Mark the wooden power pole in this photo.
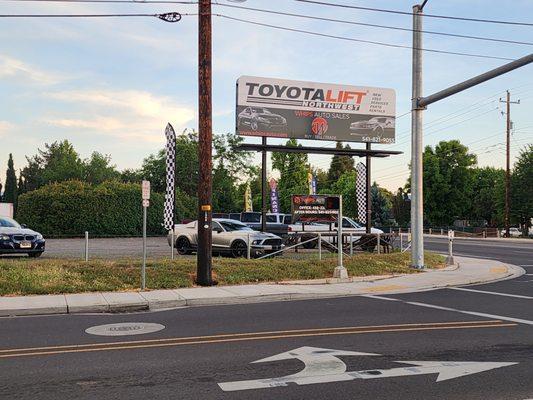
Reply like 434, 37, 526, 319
500, 91, 520, 238
197, 0, 213, 286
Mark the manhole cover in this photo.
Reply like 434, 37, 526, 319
85, 322, 165, 336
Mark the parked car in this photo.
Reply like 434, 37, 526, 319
289, 217, 383, 249
500, 227, 522, 237
237, 107, 287, 132
0, 217, 45, 257
350, 116, 395, 137
168, 218, 284, 258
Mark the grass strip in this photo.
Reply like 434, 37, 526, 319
0, 252, 445, 296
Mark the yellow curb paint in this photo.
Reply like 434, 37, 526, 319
363, 285, 407, 293
490, 267, 508, 274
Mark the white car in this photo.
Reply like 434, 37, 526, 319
500, 227, 521, 238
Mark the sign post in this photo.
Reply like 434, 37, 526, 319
141, 180, 150, 290
446, 229, 455, 266
334, 195, 347, 279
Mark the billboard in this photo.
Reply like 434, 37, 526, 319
292, 195, 340, 223
236, 76, 396, 144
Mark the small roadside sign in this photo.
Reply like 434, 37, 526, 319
142, 199, 150, 208
142, 180, 151, 200
448, 230, 455, 239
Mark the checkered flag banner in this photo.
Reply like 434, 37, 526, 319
163, 123, 176, 231
356, 162, 367, 224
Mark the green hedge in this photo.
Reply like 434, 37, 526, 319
17, 181, 166, 236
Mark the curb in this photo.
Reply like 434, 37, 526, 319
0, 258, 525, 317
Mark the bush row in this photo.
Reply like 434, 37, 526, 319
17, 181, 166, 236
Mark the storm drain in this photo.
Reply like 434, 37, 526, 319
85, 322, 165, 336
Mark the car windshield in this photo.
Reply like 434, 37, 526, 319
0, 217, 21, 228
345, 217, 362, 228
254, 108, 271, 114
219, 221, 253, 232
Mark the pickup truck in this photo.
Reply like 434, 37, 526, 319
235, 212, 291, 238
289, 216, 383, 249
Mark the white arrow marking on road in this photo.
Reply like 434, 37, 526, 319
218, 346, 517, 392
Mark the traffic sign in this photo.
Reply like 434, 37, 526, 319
142, 180, 151, 200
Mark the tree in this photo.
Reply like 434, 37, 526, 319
470, 167, 505, 226
327, 170, 357, 218
120, 168, 143, 183
422, 140, 477, 226
212, 162, 239, 213
4, 154, 17, 206
20, 140, 84, 190
84, 152, 120, 184
511, 144, 532, 233
271, 139, 309, 212
327, 142, 354, 183
391, 187, 410, 226
371, 182, 393, 226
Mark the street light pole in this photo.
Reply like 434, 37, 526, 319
197, 0, 213, 286
410, 3, 425, 269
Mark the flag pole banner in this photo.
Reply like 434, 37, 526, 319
163, 123, 176, 230
307, 171, 313, 195
245, 183, 253, 212
356, 162, 367, 224
269, 178, 279, 213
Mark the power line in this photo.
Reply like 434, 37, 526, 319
295, 0, 533, 27
0, 11, 186, 19
214, 14, 515, 61
215, 3, 533, 46
1, 0, 197, 3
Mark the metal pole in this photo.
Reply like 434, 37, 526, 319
333, 195, 347, 279
411, 4, 425, 269
197, 0, 213, 286
247, 233, 251, 259
419, 54, 533, 108
400, 232, 403, 251
446, 231, 455, 265
365, 142, 372, 234
171, 229, 175, 260
349, 232, 353, 256
261, 136, 267, 233
142, 205, 147, 290
318, 232, 322, 261
84, 231, 89, 262
377, 233, 381, 254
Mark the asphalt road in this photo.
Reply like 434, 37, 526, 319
1, 237, 532, 399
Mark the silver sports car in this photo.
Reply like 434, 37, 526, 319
168, 218, 284, 258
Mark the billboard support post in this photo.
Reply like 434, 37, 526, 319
365, 142, 372, 234
333, 195, 348, 279
261, 136, 267, 232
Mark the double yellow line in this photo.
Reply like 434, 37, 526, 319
0, 320, 514, 359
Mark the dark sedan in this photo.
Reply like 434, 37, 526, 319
0, 217, 45, 257
238, 107, 287, 132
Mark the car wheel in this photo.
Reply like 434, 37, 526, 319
250, 119, 258, 131
175, 237, 191, 255
231, 240, 248, 258
28, 252, 43, 258
374, 125, 384, 137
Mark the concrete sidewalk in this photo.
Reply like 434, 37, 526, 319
0, 256, 524, 317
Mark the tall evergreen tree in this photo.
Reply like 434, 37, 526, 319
4, 154, 17, 205
327, 142, 355, 183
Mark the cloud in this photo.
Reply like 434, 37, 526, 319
43, 89, 195, 143
0, 121, 15, 137
0, 56, 64, 85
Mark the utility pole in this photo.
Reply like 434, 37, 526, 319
197, 0, 213, 286
365, 143, 371, 234
500, 91, 520, 238
261, 137, 267, 233
410, 3, 425, 269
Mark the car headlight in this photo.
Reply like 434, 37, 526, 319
0, 234, 10, 241
36, 234, 43, 240
252, 240, 262, 245
281, 117, 287, 124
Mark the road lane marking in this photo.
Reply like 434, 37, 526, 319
363, 295, 533, 325
218, 346, 517, 391
449, 287, 533, 299
0, 321, 513, 359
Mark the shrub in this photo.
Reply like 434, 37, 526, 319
17, 181, 165, 236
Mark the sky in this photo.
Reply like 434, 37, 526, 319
0, 0, 532, 193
